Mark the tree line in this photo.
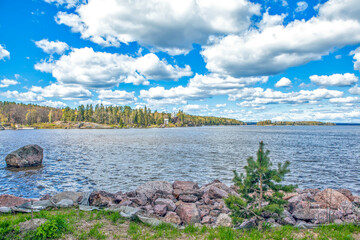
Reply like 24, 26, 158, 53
0, 101, 244, 127
256, 120, 335, 126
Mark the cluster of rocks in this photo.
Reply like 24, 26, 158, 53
1, 180, 359, 229
238, 188, 360, 229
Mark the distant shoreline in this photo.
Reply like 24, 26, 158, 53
2, 122, 360, 130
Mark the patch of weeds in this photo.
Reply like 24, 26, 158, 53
78, 222, 106, 240
33, 214, 70, 240
128, 222, 142, 240
88, 223, 106, 239
150, 223, 180, 239
184, 224, 200, 234
99, 210, 126, 224
314, 223, 360, 240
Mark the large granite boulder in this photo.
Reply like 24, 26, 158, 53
314, 189, 350, 209
176, 203, 200, 224
5, 144, 43, 168
89, 191, 115, 207
51, 191, 83, 204
136, 181, 173, 199
0, 194, 31, 207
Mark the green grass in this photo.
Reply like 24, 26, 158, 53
1, 207, 359, 239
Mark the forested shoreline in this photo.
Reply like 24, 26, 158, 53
256, 120, 335, 126
0, 101, 244, 128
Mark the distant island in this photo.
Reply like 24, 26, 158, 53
256, 120, 335, 126
0, 101, 244, 129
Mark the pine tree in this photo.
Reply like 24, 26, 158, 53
225, 141, 295, 225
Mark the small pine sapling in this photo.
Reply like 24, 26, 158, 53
225, 141, 295, 225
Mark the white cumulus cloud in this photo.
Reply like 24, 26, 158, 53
351, 47, 360, 72
0, 79, 19, 88
295, 1, 308, 12
0, 45, 10, 60
140, 74, 267, 106
43, 0, 81, 8
349, 84, 360, 95
310, 73, 358, 86
216, 103, 227, 108
55, 0, 260, 54
35, 47, 192, 88
35, 39, 69, 55
40, 100, 67, 108
275, 77, 292, 87
31, 84, 93, 100
1, 91, 44, 102
97, 89, 136, 105
201, 0, 360, 77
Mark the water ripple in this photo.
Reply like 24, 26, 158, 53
0, 126, 359, 198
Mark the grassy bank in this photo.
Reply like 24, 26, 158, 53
1, 208, 360, 240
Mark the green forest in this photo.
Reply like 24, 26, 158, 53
0, 101, 244, 128
256, 120, 335, 126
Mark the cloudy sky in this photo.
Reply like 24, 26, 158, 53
0, 0, 360, 122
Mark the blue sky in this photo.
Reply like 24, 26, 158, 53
0, 0, 360, 122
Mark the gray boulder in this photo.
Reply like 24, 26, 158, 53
57, 199, 74, 208
155, 198, 176, 211
5, 145, 43, 168
51, 191, 83, 204
236, 217, 257, 229
0, 207, 12, 213
136, 181, 173, 199
17, 200, 54, 210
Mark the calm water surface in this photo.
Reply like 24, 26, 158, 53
0, 126, 359, 198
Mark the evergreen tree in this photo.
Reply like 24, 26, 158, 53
225, 141, 295, 225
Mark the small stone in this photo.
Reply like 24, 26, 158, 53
201, 215, 213, 224
119, 199, 132, 206
334, 219, 343, 224
237, 218, 257, 229
210, 210, 221, 217
154, 204, 167, 216
173, 181, 199, 190
206, 186, 228, 199
163, 211, 182, 225
200, 209, 210, 218
132, 194, 147, 206
179, 194, 198, 203
215, 213, 232, 227
155, 198, 176, 211
79, 205, 99, 211
18, 219, 47, 232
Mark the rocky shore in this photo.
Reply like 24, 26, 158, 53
1, 180, 359, 229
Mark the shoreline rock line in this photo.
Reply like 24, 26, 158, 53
0, 180, 359, 229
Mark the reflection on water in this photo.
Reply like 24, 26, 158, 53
0, 126, 359, 198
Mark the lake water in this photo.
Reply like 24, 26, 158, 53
0, 126, 359, 198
